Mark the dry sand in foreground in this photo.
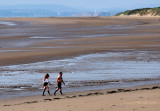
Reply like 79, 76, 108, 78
0, 85, 160, 111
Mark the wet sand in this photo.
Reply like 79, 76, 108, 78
0, 50, 160, 99
0, 17, 160, 66
0, 16, 160, 110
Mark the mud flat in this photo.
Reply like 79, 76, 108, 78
0, 17, 160, 110
0, 17, 160, 66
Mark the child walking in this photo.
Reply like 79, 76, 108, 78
42, 73, 52, 96
54, 72, 65, 95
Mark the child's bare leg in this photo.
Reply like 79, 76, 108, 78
60, 88, 63, 95
54, 88, 59, 95
42, 87, 46, 96
46, 86, 51, 95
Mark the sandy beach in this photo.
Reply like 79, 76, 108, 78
0, 17, 160, 66
0, 85, 160, 111
0, 16, 160, 110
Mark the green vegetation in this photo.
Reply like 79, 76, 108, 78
116, 7, 160, 16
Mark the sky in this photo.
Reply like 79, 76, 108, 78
1, 0, 160, 10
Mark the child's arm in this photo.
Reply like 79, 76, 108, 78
48, 81, 52, 85
43, 78, 45, 86
62, 78, 65, 85
57, 77, 59, 84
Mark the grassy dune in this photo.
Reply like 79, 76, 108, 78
116, 7, 160, 16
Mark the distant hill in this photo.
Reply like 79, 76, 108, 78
0, 9, 113, 17
116, 7, 160, 16
0, 4, 86, 17
0, 4, 80, 12
0, 4, 122, 17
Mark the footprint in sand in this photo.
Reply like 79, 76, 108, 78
54, 97, 61, 100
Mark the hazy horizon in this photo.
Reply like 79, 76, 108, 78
0, 0, 160, 17
1, 0, 160, 10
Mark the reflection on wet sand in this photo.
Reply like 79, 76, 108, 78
0, 50, 160, 99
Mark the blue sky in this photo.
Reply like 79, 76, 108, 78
1, 0, 160, 9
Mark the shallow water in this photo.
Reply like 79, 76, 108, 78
0, 50, 160, 99
0, 50, 37, 53
78, 33, 160, 38
0, 21, 16, 26
29, 36, 58, 39
104, 24, 137, 29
